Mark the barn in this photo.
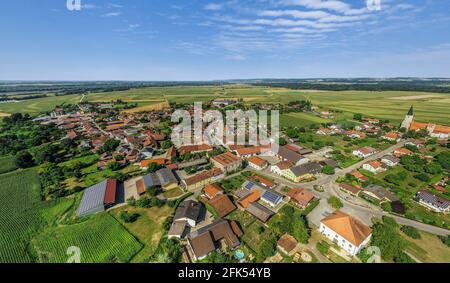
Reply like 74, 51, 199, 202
77, 179, 117, 217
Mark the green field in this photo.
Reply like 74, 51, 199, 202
0, 169, 76, 263
1, 86, 448, 126
0, 156, 17, 174
32, 213, 142, 263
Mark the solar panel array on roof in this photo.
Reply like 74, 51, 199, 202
77, 180, 108, 217
245, 181, 255, 190
143, 173, 160, 188
261, 190, 283, 206
157, 168, 177, 186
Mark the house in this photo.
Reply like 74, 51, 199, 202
237, 190, 261, 209
250, 175, 275, 189
363, 117, 380, 124
352, 147, 377, 158
245, 202, 275, 223
270, 160, 294, 176
277, 146, 309, 166
316, 128, 332, 136
204, 184, 224, 199
405, 139, 424, 148
182, 168, 225, 191
382, 132, 401, 142
362, 185, 398, 203
381, 155, 400, 167
416, 190, 450, 213
339, 183, 361, 196
168, 221, 187, 240
211, 151, 242, 174
261, 190, 284, 208
277, 234, 298, 255
139, 158, 168, 169
136, 168, 178, 192
174, 200, 202, 227
346, 130, 367, 139
319, 211, 372, 256
394, 148, 414, 158
319, 159, 339, 169
208, 194, 236, 217
350, 171, 369, 183
283, 162, 322, 182
248, 156, 268, 170
139, 148, 154, 159
187, 219, 242, 261
362, 160, 385, 174
235, 146, 265, 158
288, 188, 315, 208
77, 179, 117, 217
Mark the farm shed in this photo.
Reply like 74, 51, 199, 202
77, 179, 117, 217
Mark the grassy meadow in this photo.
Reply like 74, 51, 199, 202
0, 85, 448, 126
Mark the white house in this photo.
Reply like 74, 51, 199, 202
352, 147, 377, 159
362, 161, 385, 174
381, 155, 400, 167
320, 211, 372, 256
416, 190, 450, 214
270, 161, 293, 176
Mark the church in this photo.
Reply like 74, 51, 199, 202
401, 106, 450, 139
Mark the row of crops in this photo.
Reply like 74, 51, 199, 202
32, 213, 143, 263
0, 169, 43, 263
0, 155, 16, 174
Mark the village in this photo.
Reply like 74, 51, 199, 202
27, 97, 450, 264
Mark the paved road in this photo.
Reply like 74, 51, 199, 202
250, 140, 450, 236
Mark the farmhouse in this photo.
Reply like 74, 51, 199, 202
416, 190, 450, 213
361, 185, 398, 203
277, 146, 309, 166
187, 218, 242, 261
77, 179, 117, 217
211, 152, 242, 174
174, 200, 202, 227
182, 168, 225, 191
319, 211, 372, 256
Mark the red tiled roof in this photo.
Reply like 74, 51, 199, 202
104, 179, 117, 205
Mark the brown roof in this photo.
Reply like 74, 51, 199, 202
136, 179, 146, 195
184, 168, 224, 186
236, 147, 263, 156
275, 160, 294, 170
212, 151, 242, 166
179, 144, 213, 156
351, 171, 369, 182
103, 179, 117, 205
204, 184, 223, 199
339, 183, 361, 195
250, 175, 274, 189
288, 188, 314, 207
248, 156, 268, 167
238, 190, 261, 208
188, 231, 216, 259
208, 195, 236, 217
230, 221, 243, 238
321, 211, 372, 246
277, 234, 298, 253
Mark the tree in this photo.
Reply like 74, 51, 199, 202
101, 139, 120, 153
371, 218, 406, 262
15, 150, 34, 168
400, 226, 421, 239
147, 162, 162, 173
258, 237, 277, 259
435, 152, 450, 170
322, 165, 335, 175
119, 211, 140, 223
353, 113, 362, 121
327, 196, 343, 209
161, 140, 173, 149
107, 162, 121, 171
291, 215, 310, 244
136, 196, 152, 208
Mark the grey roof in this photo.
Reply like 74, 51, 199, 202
246, 202, 275, 223
178, 158, 208, 169
77, 180, 108, 217
363, 185, 398, 202
278, 146, 305, 164
168, 221, 187, 237
381, 155, 400, 163
156, 168, 178, 186
320, 159, 339, 168
142, 173, 161, 188
290, 162, 322, 177
174, 200, 202, 222
417, 190, 450, 210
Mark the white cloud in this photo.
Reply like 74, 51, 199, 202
205, 3, 223, 11
102, 12, 122, 17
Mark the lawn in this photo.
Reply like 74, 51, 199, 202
403, 230, 450, 263
280, 112, 330, 127
109, 205, 173, 263
0, 155, 17, 174
0, 94, 82, 115
32, 213, 142, 263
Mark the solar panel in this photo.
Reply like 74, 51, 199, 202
245, 181, 255, 190
77, 180, 108, 217
262, 190, 282, 205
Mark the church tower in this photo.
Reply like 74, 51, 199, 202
401, 106, 414, 130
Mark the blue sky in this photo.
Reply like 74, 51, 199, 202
0, 0, 449, 80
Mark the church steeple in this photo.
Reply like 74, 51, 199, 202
407, 105, 414, 116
